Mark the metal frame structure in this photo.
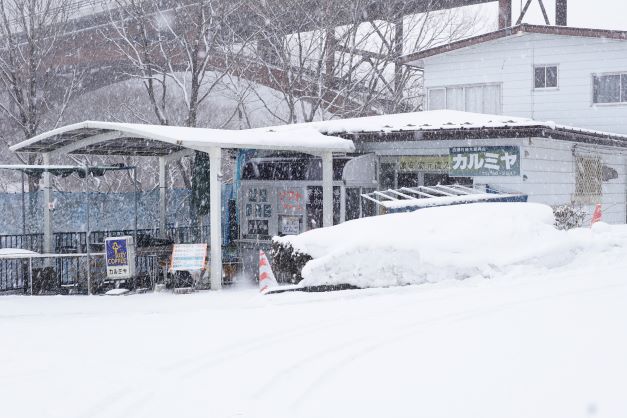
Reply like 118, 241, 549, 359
10, 121, 354, 290
0, 164, 138, 294
361, 184, 525, 211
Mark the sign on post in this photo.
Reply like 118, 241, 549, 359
170, 243, 208, 271
105, 236, 136, 279
449, 146, 520, 177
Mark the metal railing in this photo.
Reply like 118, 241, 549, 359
0, 225, 213, 294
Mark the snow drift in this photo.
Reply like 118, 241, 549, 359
274, 203, 627, 288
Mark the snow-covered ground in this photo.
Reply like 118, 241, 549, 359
1, 255, 626, 418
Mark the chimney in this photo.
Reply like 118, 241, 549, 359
556, 0, 567, 26
498, 0, 512, 29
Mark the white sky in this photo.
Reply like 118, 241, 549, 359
498, 0, 627, 30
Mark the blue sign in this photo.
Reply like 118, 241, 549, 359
105, 236, 135, 279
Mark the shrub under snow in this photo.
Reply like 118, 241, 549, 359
273, 202, 627, 289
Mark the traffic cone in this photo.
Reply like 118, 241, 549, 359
591, 203, 602, 226
259, 250, 278, 294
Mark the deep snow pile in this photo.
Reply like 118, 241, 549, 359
275, 203, 627, 288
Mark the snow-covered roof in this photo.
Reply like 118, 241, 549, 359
258, 110, 551, 135
258, 110, 627, 146
9, 121, 355, 156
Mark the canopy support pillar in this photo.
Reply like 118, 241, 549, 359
158, 157, 167, 238
209, 147, 222, 290
322, 152, 333, 228
42, 153, 53, 254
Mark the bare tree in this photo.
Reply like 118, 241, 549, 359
0, 0, 83, 191
242, 0, 486, 123
105, 0, 252, 188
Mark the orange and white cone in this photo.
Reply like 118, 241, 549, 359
591, 203, 602, 226
259, 250, 278, 294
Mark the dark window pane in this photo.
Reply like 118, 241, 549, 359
361, 188, 377, 218
345, 188, 361, 221
534, 67, 546, 88
546, 66, 558, 88
380, 163, 395, 189
622, 74, 627, 102
593, 74, 620, 103
397, 172, 419, 188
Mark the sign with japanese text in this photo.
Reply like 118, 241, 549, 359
278, 189, 305, 213
105, 236, 135, 279
170, 243, 208, 272
280, 216, 301, 235
449, 146, 520, 177
399, 155, 449, 172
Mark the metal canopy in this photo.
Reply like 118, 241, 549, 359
10, 121, 351, 292
9, 121, 355, 156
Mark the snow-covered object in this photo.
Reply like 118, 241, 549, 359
378, 192, 520, 210
104, 288, 130, 296
257, 109, 627, 140
0, 248, 39, 257
10, 121, 355, 154
274, 203, 627, 288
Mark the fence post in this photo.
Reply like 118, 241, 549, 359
28, 257, 33, 296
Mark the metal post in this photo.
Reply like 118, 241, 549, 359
322, 152, 333, 228
556, 0, 567, 26
209, 147, 222, 290
42, 154, 53, 254
159, 157, 167, 238
498, 0, 512, 29
28, 257, 33, 296
340, 185, 346, 223
84, 167, 91, 295
133, 167, 138, 243
21, 171, 26, 235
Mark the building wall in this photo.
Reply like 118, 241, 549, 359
423, 32, 627, 134
360, 136, 627, 224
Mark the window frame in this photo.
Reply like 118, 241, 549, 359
426, 83, 502, 114
533, 64, 559, 90
592, 72, 627, 106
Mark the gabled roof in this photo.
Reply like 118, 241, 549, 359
401, 24, 627, 67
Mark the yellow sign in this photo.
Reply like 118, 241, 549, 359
399, 156, 449, 172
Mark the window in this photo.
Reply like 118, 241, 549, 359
428, 88, 446, 110
427, 84, 501, 114
593, 73, 627, 104
534, 65, 558, 89
574, 156, 603, 203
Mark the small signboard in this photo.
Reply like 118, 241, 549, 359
105, 236, 136, 279
280, 215, 301, 235
449, 146, 521, 177
400, 155, 449, 172
170, 243, 208, 272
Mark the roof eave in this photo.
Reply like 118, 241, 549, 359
400, 24, 627, 66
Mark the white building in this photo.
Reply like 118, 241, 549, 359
402, 24, 627, 135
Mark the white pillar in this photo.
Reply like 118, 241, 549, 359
322, 152, 333, 228
339, 185, 346, 223
158, 157, 167, 238
42, 153, 53, 253
209, 147, 222, 290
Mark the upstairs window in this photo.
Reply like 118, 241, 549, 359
427, 84, 501, 114
534, 65, 558, 89
593, 73, 627, 104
